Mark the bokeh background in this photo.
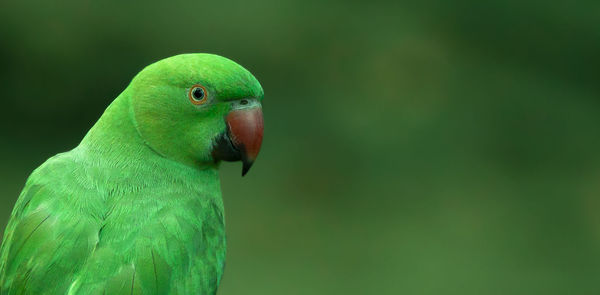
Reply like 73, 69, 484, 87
1, 1, 600, 294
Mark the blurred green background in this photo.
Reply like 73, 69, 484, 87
1, 0, 600, 294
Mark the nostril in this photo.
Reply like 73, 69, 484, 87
240, 99, 248, 105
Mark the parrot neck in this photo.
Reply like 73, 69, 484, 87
78, 91, 219, 181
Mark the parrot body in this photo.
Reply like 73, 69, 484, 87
0, 54, 264, 294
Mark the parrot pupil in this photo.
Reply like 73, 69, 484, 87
193, 88, 205, 100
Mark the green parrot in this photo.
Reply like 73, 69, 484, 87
0, 53, 264, 294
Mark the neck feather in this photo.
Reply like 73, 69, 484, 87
78, 92, 217, 179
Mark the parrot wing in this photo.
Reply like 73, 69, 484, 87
0, 153, 225, 295
0, 179, 101, 294
0, 182, 174, 295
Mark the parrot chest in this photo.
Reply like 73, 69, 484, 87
78, 159, 227, 293
94, 167, 227, 285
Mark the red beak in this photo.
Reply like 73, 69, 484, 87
226, 107, 264, 176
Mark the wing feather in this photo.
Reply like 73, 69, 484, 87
1, 153, 226, 295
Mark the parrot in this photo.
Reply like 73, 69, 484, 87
0, 53, 264, 294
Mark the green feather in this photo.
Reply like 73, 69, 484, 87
0, 54, 261, 294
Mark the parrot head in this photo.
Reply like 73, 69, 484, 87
127, 54, 263, 176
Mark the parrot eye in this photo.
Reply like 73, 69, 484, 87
189, 85, 208, 105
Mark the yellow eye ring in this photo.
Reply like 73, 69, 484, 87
189, 85, 208, 105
